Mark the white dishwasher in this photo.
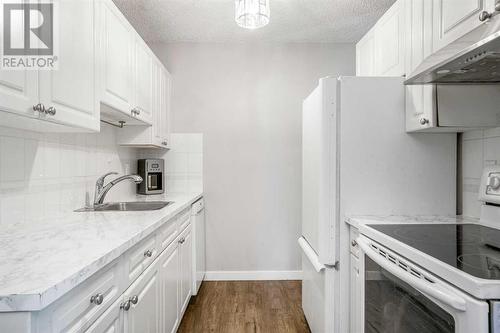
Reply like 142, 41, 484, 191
191, 198, 206, 295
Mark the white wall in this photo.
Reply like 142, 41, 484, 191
0, 125, 139, 225
461, 128, 500, 218
151, 42, 355, 276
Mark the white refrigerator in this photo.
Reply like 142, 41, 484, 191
299, 76, 457, 333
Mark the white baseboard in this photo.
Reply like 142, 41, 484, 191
205, 270, 302, 281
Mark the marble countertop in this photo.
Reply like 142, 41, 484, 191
0, 192, 203, 312
345, 214, 479, 229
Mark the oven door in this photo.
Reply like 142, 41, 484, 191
357, 235, 489, 333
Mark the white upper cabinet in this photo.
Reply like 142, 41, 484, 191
116, 59, 171, 148
133, 39, 154, 125
432, 0, 495, 52
99, 0, 155, 126
356, 31, 375, 76
0, 70, 38, 118
160, 68, 171, 147
355, 0, 406, 77
99, 0, 134, 118
0, 0, 38, 118
39, 0, 99, 132
0, 0, 169, 134
405, 0, 436, 131
0, 0, 99, 132
374, 0, 406, 76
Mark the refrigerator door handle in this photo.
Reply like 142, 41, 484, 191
298, 237, 326, 273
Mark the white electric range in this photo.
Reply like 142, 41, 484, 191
357, 166, 500, 333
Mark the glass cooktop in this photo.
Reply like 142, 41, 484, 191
370, 224, 500, 280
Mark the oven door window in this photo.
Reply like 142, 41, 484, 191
365, 256, 455, 333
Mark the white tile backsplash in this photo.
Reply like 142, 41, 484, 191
139, 133, 203, 194
0, 125, 139, 225
462, 128, 500, 218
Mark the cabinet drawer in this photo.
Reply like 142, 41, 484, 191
350, 227, 360, 258
157, 219, 178, 251
125, 234, 157, 284
178, 209, 191, 232
37, 260, 123, 333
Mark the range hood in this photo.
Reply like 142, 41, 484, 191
405, 11, 500, 85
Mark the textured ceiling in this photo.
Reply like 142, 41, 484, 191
113, 0, 396, 43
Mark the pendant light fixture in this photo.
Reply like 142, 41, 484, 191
235, 0, 270, 30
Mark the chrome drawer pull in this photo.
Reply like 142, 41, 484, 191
144, 249, 153, 257
46, 106, 56, 116
90, 293, 104, 305
120, 300, 131, 311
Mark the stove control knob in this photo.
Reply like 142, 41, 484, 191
487, 175, 500, 190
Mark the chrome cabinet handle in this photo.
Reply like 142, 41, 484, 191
120, 300, 131, 311
135, 108, 141, 115
351, 240, 358, 247
419, 118, 429, 125
144, 249, 153, 257
480, 11, 493, 21
178, 237, 185, 244
131, 108, 138, 116
90, 293, 104, 305
33, 103, 45, 113
46, 107, 56, 116
120, 295, 139, 311
162, 141, 168, 146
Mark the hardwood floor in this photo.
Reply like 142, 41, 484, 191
177, 280, 311, 333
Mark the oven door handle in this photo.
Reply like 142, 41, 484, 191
358, 236, 467, 312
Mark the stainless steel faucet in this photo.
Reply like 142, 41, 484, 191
94, 172, 143, 206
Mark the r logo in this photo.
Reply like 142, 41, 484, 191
3, 3, 54, 56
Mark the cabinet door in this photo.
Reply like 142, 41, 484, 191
160, 68, 171, 147
374, 0, 406, 76
433, 0, 495, 52
152, 61, 163, 146
405, 0, 436, 131
0, 70, 38, 117
179, 227, 192, 316
84, 298, 122, 333
356, 31, 375, 76
159, 240, 180, 333
0, 0, 38, 118
123, 260, 160, 333
349, 254, 362, 333
100, 0, 134, 115
39, 0, 99, 132
133, 39, 153, 125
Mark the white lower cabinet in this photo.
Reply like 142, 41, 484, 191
11, 207, 198, 333
85, 298, 123, 333
179, 225, 193, 316
349, 227, 362, 333
122, 257, 160, 333
160, 239, 180, 333
350, 254, 362, 333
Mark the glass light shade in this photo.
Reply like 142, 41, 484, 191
235, 0, 270, 29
